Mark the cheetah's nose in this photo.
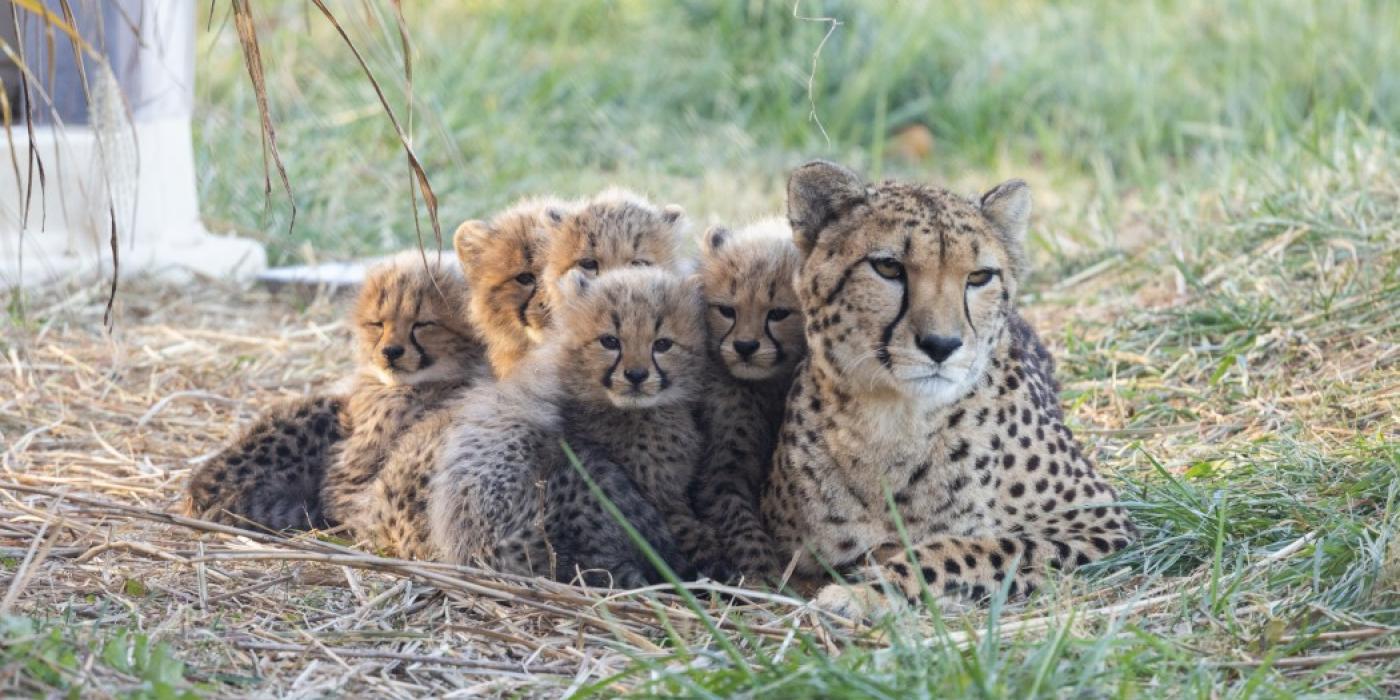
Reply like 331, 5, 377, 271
733, 339, 760, 358
916, 334, 962, 363
382, 345, 406, 362
623, 367, 650, 386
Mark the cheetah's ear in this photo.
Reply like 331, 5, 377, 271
701, 225, 731, 254
787, 160, 867, 259
979, 179, 1032, 245
452, 219, 491, 271
661, 204, 686, 228
543, 206, 568, 228
554, 268, 593, 308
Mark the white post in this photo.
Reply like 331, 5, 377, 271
0, 0, 266, 289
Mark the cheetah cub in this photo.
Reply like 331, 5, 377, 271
540, 187, 685, 287
762, 161, 1136, 617
426, 344, 691, 585
689, 219, 805, 582
319, 252, 486, 537
187, 252, 484, 533
554, 266, 716, 569
453, 197, 577, 378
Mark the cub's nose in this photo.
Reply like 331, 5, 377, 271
382, 345, 406, 362
916, 334, 962, 363
623, 367, 650, 386
732, 339, 760, 358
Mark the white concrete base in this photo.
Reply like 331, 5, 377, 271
0, 118, 267, 288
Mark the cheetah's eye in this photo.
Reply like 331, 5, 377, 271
630, 259, 651, 267
364, 321, 384, 329
412, 321, 436, 330
578, 259, 599, 272
767, 308, 791, 322
652, 338, 673, 353
870, 257, 905, 280
967, 268, 998, 287
715, 305, 736, 319
515, 272, 536, 285
599, 335, 621, 350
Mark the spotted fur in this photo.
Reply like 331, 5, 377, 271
689, 218, 804, 582
552, 267, 717, 571
427, 347, 690, 586
185, 394, 344, 530
761, 161, 1135, 616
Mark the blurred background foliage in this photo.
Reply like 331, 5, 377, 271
194, 0, 1399, 264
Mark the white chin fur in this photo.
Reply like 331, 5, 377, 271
609, 392, 667, 409
381, 359, 465, 387
898, 369, 975, 406
726, 361, 782, 381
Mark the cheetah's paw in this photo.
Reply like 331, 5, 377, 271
813, 582, 904, 621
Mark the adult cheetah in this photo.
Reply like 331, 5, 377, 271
761, 161, 1135, 616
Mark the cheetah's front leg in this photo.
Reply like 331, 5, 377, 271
815, 532, 1131, 619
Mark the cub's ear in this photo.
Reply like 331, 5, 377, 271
787, 160, 868, 258
661, 204, 686, 227
542, 206, 568, 228
554, 268, 593, 309
452, 220, 490, 271
701, 225, 731, 255
979, 179, 1032, 245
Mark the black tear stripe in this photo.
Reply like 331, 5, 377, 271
601, 349, 621, 389
763, 318, 786, 367
517, 284, 537, 327
409, 327, 433, 369
822, 259, 866, 306
963, 287, 974, 331
876, 276, 910, 369
652, 350, 671, 390
718, 314, 736, 349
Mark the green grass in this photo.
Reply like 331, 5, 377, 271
142, 1, 1400, 696
195, 0, 1400, 264
2, 614, 204, 699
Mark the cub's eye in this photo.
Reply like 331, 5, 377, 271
714, 305, 736, 319
364, 321, 384, 329
515, 272, 536, 285
630, 260, 651, 267
967, 269, 997, 287
652, 338, 673, 353
578, 259, 599, 272
599, 335, 621, 350
870, 257, 905, 280
412, 321, 436, 330
767, 308, 791, 322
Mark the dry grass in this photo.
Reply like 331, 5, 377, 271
1, 132, 1398, 698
